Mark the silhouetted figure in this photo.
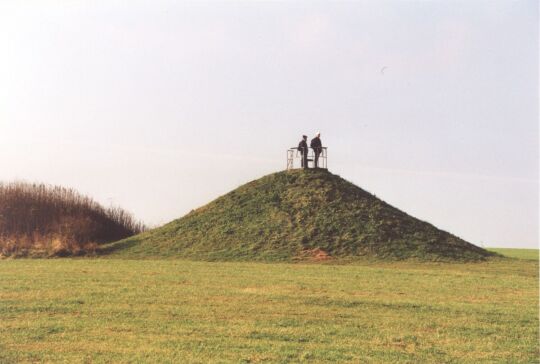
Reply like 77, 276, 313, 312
310, 132, 322, 168
298, 135, 308, 169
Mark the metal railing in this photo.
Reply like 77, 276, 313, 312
287, 147, 327, 170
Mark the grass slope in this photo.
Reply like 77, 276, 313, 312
105, 169, 493, 261
0, 258, 537, 363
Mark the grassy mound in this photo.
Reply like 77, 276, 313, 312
104, 169, 494, 261
0, 182, 145, 257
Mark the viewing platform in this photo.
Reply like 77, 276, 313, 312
287, 147, 328, 170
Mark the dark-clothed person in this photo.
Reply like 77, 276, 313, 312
298, 135, 308, 169
310, 132, 322, 168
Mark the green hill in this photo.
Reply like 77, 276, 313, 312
103, 169, 495, 261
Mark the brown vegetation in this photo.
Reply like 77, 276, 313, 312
0, 182, 145, 257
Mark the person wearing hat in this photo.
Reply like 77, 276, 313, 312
310, 132, 322, 168
298, 135, 309, 169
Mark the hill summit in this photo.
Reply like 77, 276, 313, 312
105, 169, 493, 261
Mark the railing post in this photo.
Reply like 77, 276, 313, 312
286, 147, 327, 170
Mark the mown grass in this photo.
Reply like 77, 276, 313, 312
488, 248, 538, 260
0, 257, 537, 363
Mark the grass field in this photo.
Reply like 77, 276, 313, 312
488, 248, 538, 260
0, 255, 538, 363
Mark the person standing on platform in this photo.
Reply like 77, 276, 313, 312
298, 135, 309, 169
310, 132, 322, 168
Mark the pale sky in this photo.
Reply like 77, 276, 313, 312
0, 1, 538, 248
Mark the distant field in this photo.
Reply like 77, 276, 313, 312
488, 248, 538, 260
0, 258, 538, 363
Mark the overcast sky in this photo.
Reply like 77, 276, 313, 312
0, 0, 538, 248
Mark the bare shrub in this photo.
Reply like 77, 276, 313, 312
0, 181, 145, 257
